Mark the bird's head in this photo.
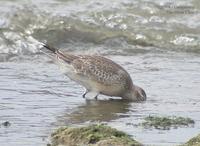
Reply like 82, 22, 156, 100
123, 85, 147, 101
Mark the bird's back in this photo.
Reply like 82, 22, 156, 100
71, 55, 133, 89
42, 44, 133, 89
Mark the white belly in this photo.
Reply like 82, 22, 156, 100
69, 74, 123, 97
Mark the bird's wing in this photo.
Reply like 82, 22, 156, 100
71, 55, 130, 86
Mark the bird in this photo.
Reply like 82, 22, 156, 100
42, 44, 147, 101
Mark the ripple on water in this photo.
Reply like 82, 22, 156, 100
1, 53, 200, 146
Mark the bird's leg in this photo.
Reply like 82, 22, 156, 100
82, 90, 88, 98
94, 93, 99, 100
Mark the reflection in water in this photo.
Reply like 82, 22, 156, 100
59, 99, 131, 124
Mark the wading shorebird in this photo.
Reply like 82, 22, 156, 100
42, 44, 147, 101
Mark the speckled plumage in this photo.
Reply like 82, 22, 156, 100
42, 44, 147, 101
72, 55, 132, 87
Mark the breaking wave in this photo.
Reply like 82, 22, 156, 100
0, 0, 199, 61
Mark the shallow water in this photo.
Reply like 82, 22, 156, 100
0, 0, 200, 146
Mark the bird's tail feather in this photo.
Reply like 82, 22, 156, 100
42, 43, 78, 64
42, 43, 57, 53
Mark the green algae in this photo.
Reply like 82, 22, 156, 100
50, 124, 142, 146
181, 134, 200, 146
140, 116, 195, 130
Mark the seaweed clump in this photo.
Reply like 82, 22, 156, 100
140, 116, 194, 130
50, 124, 142, 146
